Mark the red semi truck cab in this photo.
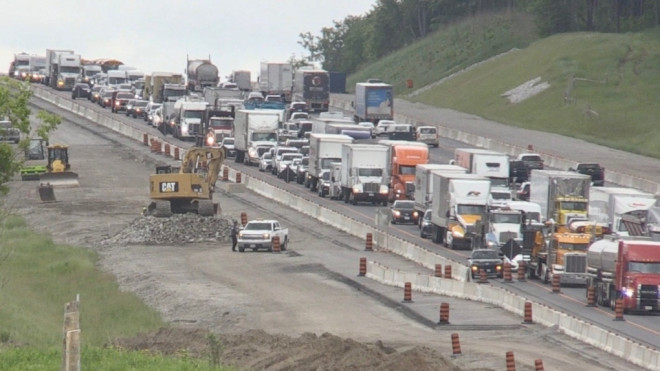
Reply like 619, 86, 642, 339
587, 237, 660, 312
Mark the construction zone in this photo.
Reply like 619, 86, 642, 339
21, 140, 80, 202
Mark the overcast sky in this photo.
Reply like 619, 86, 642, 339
1, 0, 375, 79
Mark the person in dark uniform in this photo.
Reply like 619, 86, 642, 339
230, 221, 239, 251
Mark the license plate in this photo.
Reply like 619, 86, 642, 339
250, 244, 256, 248
486, 269, 492, 273
404, 216, 410, 220
368, 193, 374, 197
645, 306, 653, 310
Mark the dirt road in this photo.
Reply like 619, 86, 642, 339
4, 100, 645, 370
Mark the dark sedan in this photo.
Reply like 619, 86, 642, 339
390, 200, 419, 225
126, 99, 148, 118
71, 83, 91, 99
467, 249, 503, 279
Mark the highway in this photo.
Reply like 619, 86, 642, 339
34, 86, 660, 355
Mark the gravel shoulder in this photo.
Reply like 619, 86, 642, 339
2, 98, 646, 370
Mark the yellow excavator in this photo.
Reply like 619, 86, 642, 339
147, 146, 225, 217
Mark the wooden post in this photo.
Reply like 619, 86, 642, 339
62, 298, 80, 371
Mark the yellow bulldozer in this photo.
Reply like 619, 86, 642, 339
40, 144, 80, 187
146, 146, 225, 217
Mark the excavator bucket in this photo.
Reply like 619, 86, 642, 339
38, 183, 56, 202
39, 172, 80, 188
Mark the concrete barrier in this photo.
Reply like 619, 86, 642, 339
366, 260, 659, 370
32, 86, 659, 370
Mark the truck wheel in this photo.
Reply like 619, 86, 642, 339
239, 246, 244, 252
543, 268, 550, 284
281, 237, 287, 251
445, 231, 453, 249
431, 227, 441, 244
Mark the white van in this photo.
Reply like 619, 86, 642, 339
416, 126, 439, 147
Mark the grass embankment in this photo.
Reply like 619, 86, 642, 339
350, 11, 660, 159
0, 215, 230, 370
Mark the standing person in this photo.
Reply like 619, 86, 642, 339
230, 221, 239, 252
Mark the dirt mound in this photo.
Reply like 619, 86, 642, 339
109, 327, 461, 371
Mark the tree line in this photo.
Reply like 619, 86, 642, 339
298, 0, 660, 74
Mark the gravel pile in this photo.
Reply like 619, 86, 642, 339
100, 214, 236, 246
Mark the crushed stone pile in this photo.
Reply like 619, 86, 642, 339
100, 214, 236, 246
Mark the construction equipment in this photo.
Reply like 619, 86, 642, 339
39, 144, 80, 188
147, 146, 225, 217
20, 138, 48, 181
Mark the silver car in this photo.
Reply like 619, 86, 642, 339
258, 152, 273, 172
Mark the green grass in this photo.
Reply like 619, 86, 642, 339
0, 346, 233, 370
348, 11, 660, 159
0, 215, 231, 368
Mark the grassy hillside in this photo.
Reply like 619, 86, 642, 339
348, 11, 538, 95
348, 11, 660, 159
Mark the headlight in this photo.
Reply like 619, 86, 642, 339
263, 233, 270, 239
471, 265, 479, 272
115, 101, 120, 106
238, 232, 244, 238
496, 265, 502, 271
552, 264, 564, 272
452, 229, 464, 238
412, 211, 419, 218
379, 185, 388, 194
393, 210, 401, 217
206, 136, 215, 146
57, 80, 64, 87
352, 185, 361, 193
623, 287, 634, 298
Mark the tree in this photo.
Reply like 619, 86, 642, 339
0, 77, 61, 195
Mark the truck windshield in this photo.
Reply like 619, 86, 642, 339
321, 158, 341, 169
559, 243, 588, 252
252, 133, 277, 142
491, 213, 522, 224
60, 66, 80, 74
183, 110, 204, 119
559, 201, 588, 211
399, 165, 416, 175
457, 205, 486, 215
358, 168, 382, 177
628, 262, 660, 274
244, 223, 270, 231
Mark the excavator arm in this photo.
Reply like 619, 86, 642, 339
180, 146, 225, 189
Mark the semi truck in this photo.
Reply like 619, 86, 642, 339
339, 143, 389, 205
589, 187, 657, 236
454, 148, 510, 188
233, 109, 280, 164
150, 72, 184, 103
526, 229, 593, 285
430, 172, 491, 249
307, 134, 353, 192
413, 164, 467, 219
379, 140, 429, 202
530, 170, 590, 229
186, 57, 219, 92
80, 64, 102, 84
171, 98, 208, 141
353, 82, 393, 124
45, 49, 78, 90
28, 55, 47, 83
12, 52, 31, 79
259, 62, 293, 101
587, 236, 660, 312
292, 68, 329, 112
230, 70, 252, 91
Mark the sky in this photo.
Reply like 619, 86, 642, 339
1, 0, 376, 80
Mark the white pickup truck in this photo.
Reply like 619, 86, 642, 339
237, 219, 289, 252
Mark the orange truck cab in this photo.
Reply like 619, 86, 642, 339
379, 140, 429, 202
